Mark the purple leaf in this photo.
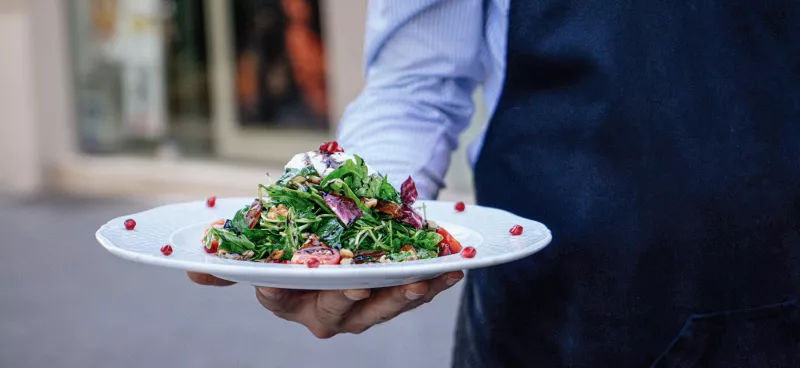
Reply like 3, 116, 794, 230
400, 204, 423, 229
401, 176, 418, 205
323, 193, 363, 226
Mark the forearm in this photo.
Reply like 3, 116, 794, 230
336, 0, 486, 199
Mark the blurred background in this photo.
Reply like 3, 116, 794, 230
0, 1, 486, 367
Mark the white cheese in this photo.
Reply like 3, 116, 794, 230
284, 151, 376, 179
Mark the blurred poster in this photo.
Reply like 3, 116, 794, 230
233, 0, 328, 130
105, 0, 167, 140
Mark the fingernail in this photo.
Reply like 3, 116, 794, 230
446, 276, 463, 286
344, 290, 369, 301
404, 290, 424, 301
257, 287, 284, 300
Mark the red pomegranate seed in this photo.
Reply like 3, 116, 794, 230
306, 258, 321, 268
160, 245, 173, 256
454, 201, 466, 212
461, 246, 476, 258
509, 225, 524, 236
438, 244, 452, 257
205, 239, 219, 254
206, 196, 217, 208
319, 141, 344, 154
124, 219, 136, 230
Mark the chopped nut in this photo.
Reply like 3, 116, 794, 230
307, 175, 322, 185
301, 234, 324, 249
267, 206, 278, 220
216, 248, 229, 256
301, 232, 310, 239
290, 176, 307, 185
270, 249, 285, 260
340, 258, 352, 265
340, 248, 354, 258
424, 220, 438, 230
378, 255, 392, 264
277, 204, 289, 218
242, 250, 255, 259
363, 198, 378, 208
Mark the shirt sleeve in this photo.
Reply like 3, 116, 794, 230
336, 0, 487, 200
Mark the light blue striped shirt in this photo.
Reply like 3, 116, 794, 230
337, 0, 509, 199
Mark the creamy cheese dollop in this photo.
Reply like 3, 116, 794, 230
285, 151, 376, 179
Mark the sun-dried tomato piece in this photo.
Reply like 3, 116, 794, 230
245, 200, 264, 229
352, 250, 386, 264
375, 200, 402, 218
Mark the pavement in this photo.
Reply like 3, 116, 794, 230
0, 194, 464, 368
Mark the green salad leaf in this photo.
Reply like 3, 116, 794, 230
201, 147, 452, 264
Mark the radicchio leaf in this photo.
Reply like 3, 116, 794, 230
400, 203, 424, 229
323, 192, 363, 226
401, 176, 418, 205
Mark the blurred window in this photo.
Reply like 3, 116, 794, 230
66, 0, 328, 159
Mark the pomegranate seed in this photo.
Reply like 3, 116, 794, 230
438, 244, 452, 257
160, 245, 173, 256
205, 239, 219, 254
454, 201, 466, 212
306, 258, 321, 268
461, 246, 476, 258
510, 225, 524, 236
124, 219, 136, 230
206, 196, 217, 207
319, 141, 344, 154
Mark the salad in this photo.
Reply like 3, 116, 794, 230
202, 141, 463, 266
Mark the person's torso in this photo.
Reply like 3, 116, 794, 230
456, 0, 800, 366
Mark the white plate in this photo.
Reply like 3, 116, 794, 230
96, 197, 552, 290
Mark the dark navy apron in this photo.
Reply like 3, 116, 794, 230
453, 0, 800, 366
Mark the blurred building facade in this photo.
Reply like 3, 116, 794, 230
0, 0, 484, 202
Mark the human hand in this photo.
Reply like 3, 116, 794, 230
186, 271, 464, 338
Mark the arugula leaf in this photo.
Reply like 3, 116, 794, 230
321, 158, 362, 186
324, 179, 377, 223
416, 249, 436, 259
389, 251, 417, 262
209, 228, 257, 254
320, 154, 373, 193
420, 231, 444, 248
230, 206, 271, 242
278, 166, 319, 186
378, 175, 400, 202
314, 217, 346, 248
266, 187, 317, 219
356, 174, 385, 198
